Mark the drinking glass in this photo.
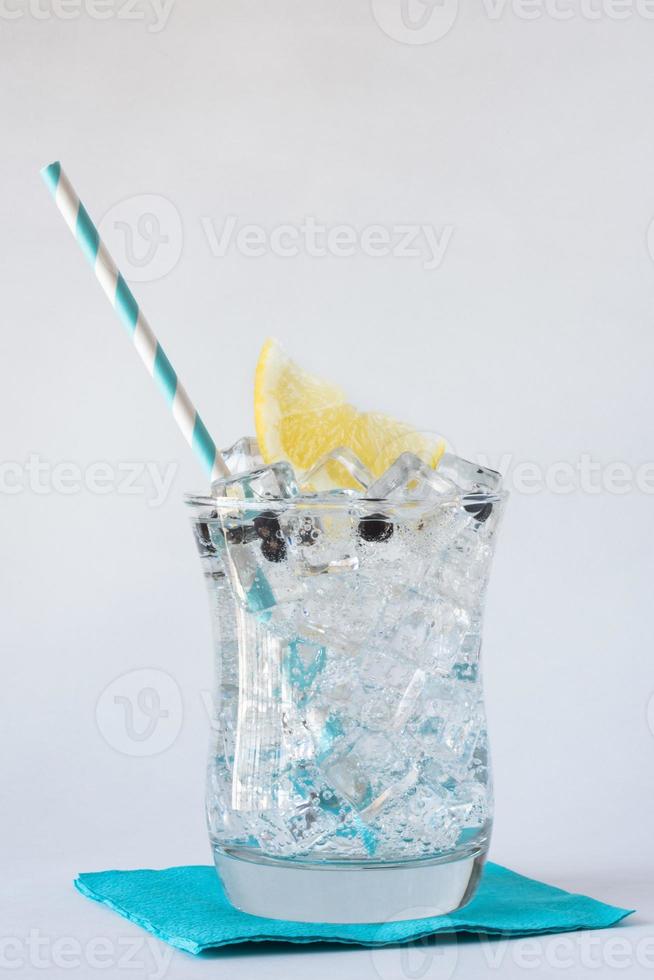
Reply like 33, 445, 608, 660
186, 487, 506, 923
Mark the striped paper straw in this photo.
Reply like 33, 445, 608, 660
41, 161, 229, 482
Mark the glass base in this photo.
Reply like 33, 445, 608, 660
214, 847, 486, 923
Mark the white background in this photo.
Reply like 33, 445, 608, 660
2, 1, 654, 977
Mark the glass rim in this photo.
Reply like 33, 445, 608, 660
184, 488, 509, 515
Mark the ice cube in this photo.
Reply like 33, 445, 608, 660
392, 669, 428, 730
439, 702, 483, 769
355, 644, 428, 731
358, 646, 420, 692
217, 507, 309, 613
367, 780, 460, 858
253, 762, 354, 858
359, 763, 420, 821
380, 593, 470, 675
448, 780, 489, 830
433, 538, 494, 608
411, 677, 485, 777
212, 461, 299, 500
435, 454, 502, 526
300, 575, 386, 652
283, 501, 359, 576
209, 462, 300, 611
305, 704, 350, 759
320, 731, 416, 818
241, 545, 308, 611
300, 447, 372, 494
436, 453, 502, 493
357, 692, 397, 732
220, 436, 263, 476
322, 753, 372, 811
366, 452, 458, 502
357, 454, 457, 571
284, 639, 327, 695
303, 556, 359, 575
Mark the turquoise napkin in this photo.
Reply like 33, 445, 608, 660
74, 862, 632, 954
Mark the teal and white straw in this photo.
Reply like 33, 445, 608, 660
41, 161, 229, 482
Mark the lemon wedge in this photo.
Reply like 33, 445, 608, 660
254, 339, 445, 485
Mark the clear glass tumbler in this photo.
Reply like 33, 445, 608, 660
186, 485, 506, 923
